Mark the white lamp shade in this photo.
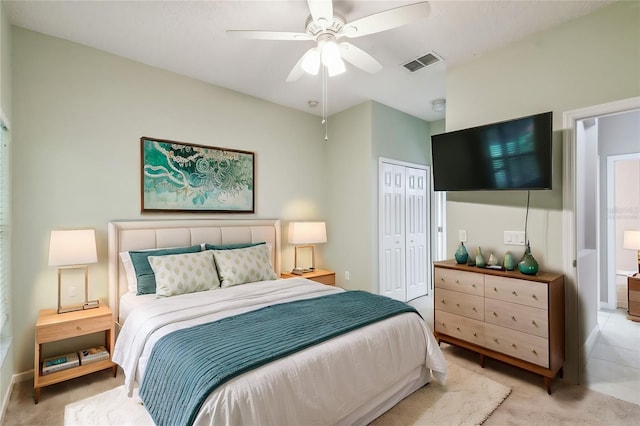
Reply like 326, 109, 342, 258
288, 222, 327, 245
623, 230, 640, 250
48, 229, 98, 266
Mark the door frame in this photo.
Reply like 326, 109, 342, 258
562, 96, 640, 384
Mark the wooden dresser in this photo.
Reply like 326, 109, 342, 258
433, 260, 564, 394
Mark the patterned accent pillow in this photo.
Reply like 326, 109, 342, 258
212, 244, 277, 288
127, 245, 202, 295
148, 251, 220, 297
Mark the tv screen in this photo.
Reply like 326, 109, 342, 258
431, 112, 552, 191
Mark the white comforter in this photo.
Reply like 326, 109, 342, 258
112, 279, 447, 425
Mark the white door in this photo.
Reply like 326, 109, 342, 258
406, 167, 429, 300
380, 163, 406, 301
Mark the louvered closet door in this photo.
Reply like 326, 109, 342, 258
405, 167, 428, 300
380, 163, 406, 301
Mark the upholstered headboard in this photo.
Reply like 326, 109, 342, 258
108, 219, 281, 323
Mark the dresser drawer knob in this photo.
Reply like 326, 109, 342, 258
512, 291, 518, 296
456, 280, 460, 284
511, 316, 517, 321
531, 349, 538, 355
493, 338, 499, 343
441, 322, 446, 326
532, 294, 538, 300
472, 307, 477, 311
441, 299, 445, 304
440, 277, 445, 282
76, 326, 81, 331
456, 326, 461, 331
456, 303, 460, 307
492, 311, 498, 317
512, 343, 517, 349
473, 332, 477, 337
493, 287, 498, 292
472, 284, 477, 288
532, 320, 538, 327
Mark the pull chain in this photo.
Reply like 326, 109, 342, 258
322, 66, 328, 141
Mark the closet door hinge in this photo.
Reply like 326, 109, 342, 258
437, 226, 443, 233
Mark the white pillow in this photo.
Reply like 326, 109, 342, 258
148, 251, 220, 297
212, 244, 278, 288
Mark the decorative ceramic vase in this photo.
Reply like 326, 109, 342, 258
487, 253, 498, 266
466, 255, 476, 267
503, 251, 516, 271
455, 242, 469, 264
475, 247, 486, 268
518, 242, 539, 275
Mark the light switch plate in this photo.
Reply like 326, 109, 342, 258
458, 230, 468, 242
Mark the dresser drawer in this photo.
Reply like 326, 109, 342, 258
434, 268, 484, 296
485, 298, 548, 338
485, 275, 548, 309
485, 323, 549, 368
435, 288, 484, 321
435, 311, 485, 346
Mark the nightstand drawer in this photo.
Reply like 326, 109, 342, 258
37, 314, 112, 343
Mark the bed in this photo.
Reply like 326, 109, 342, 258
108, 219, 447, 426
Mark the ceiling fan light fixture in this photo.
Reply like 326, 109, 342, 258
301, 48, 321, 75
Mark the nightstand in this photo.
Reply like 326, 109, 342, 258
281, 269, 336, 286
34, 304, 117, 403
628, 275, 640, 322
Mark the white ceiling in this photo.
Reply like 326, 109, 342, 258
4, 0, 615, 121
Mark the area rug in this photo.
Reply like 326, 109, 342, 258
64, 361, 510, 426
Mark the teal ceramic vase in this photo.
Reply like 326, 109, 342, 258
518, 242, 539, 275
455, 242, 469, 264
504, 251, 516, 271
475, 247, 486, 268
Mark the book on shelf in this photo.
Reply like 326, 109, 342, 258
42, 352, 79, 375
78, 345, 110, 365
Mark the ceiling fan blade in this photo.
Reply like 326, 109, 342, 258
286, 47, 320, 82
307, 0, 333, 27
341, 2, 430, 38
339, 42, 382, 74
226, 30, 312, 41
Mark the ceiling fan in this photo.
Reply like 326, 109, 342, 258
227, 0, 430, 82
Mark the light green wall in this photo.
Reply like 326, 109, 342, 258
0, 0, 13, 412
325, 101, 430, 293
444, 1, 640, 384
11, 27, 327, 373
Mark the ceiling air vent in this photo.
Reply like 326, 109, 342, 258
402, 51, 443, 72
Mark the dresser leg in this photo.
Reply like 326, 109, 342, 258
33, 388, 40, 404
544, 377, 552, 394
479, 354, 485, 368
112, 365, 118, 378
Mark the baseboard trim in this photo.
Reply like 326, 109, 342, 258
0, 369, 34, 423
580, 324, 601, 384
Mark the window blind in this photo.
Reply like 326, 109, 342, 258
0, 118, 10, 335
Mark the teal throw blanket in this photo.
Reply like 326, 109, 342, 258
139, 290, 419, 426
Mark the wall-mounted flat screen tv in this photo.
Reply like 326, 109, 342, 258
431, 111, 553, 191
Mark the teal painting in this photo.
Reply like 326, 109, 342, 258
141, 137, 254, 212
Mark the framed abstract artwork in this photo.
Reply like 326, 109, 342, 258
141, 137, 255, 213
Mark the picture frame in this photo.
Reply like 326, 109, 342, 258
141, 137, 255, 213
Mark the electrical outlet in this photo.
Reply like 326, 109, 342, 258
504, 231, 526, 246
458, 230, 468, 242
344, 271, 350, 281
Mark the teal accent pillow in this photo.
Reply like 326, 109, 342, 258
129, 245, 202, 295
204, 242, 265, 251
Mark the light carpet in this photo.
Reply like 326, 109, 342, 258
64, 361, 510, 426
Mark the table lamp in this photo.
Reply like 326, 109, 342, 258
623, 230, 640, 275
288, 221, 327, 273
48, 229, 98, 313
